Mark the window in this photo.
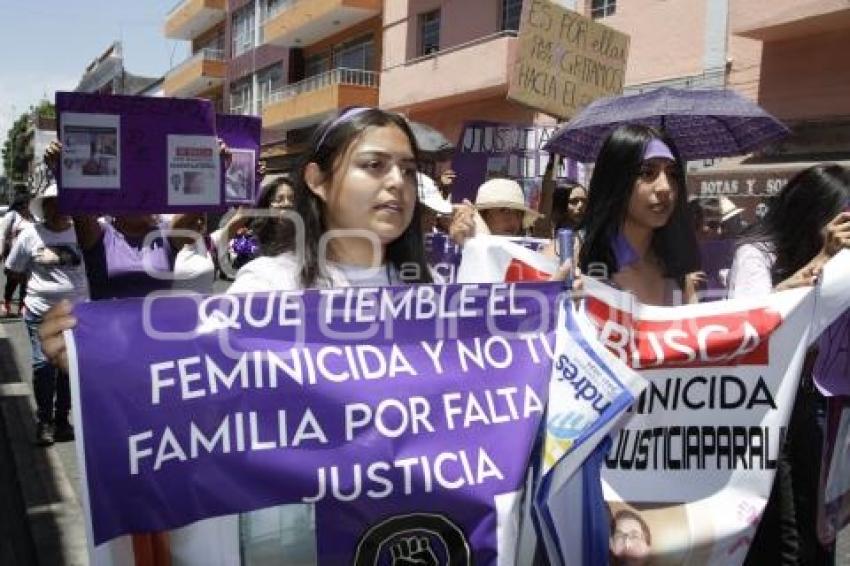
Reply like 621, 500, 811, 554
305, 52, 331, 78
501, 0, 523, 31
591, 0, 616, 19
333, 35, 375, 71
231, 5, 255, 57
256, 64, 283, 113
304, 34, 374, 79
230, 78, 254, 115
419, 10, 441, 56
197, 34, 224, 58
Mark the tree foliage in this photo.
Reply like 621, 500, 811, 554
2, 99, 55, 182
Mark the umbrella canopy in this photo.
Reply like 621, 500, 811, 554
543, 87, 789, 162
407, 120, 455, 160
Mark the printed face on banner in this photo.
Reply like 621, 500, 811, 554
61, 112, 121, 189
225, 148, 256, 204
166, 135, 221, 206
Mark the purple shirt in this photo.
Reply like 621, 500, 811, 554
813, 311, 850, 396
83, 221, 175, 300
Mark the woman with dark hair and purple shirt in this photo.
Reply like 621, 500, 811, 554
579, 123, 700, 305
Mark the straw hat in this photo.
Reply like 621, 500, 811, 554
474, 178, 541, 228
417, 173, 452, 215
718, 196, 744, 222
29, 183, 58, 222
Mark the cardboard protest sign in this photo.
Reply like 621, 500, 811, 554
217, 114, 261, 205
69, 282, 571, 564
507, 0, 629, 120
56, 92, 222, 214
450, 120, 585, 204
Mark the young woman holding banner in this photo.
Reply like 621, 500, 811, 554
728, 163, 850, 565
228, 106, 433, 292
38, 106, 436, 563
578, 123, 700, 306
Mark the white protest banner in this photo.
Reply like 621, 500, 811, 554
538, 251, 850, 565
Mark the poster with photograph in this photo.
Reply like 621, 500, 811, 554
56, 92, 220, 213
60, 113, 120, 189
166, 135, 221, 206
225, 148, 256, 203
216, 113, 261, 205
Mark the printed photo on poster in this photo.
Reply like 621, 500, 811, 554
60, 113, 120, 189
225, 148, 256, 204
166, 135, 221, 206
606, 502, 699, 565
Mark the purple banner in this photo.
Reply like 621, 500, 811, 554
71, 283, 562, 562
450, 121, 584, 204
56, 92, 222, 214
217, 114, 261, 205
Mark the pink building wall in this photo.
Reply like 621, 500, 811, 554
583, 0, 709, 87
757, 30, 850, 120
730, 0, 850, 119
381, 0, 555, 140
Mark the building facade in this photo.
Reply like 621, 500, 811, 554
160, 0, 850, 197
164, 0, 383, 169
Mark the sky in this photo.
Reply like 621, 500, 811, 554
0, 0, 190, 154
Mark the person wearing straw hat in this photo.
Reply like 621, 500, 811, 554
4, 183, 89, 446
449, 178, 540, 245
717, 196, 745, 237
417, 172, 452, 233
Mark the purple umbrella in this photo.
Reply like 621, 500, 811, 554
543, 87, 790, 162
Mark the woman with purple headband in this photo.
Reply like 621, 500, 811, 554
39, 106, 435, 562
579, 123, 700, 305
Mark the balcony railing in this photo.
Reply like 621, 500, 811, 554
268, 67, 378, 104
167, 0, 186, 15
169, 47, 225, 74
260, 0, 295, 23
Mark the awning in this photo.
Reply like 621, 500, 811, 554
687, 158, 850, 199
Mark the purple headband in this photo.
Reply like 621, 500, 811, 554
315, 107, 371, 149
643, 138, 675, 162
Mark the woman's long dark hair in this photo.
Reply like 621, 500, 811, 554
254, 175, 293, 250
738, 164, 850, 285
264, 107, 432, 288
579, 124, 699, 285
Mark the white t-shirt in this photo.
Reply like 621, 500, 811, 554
727, 243, 775, 299
0, 210, 33, 258
228, 252, 412, 293
4, 223, 89, 317
173, 241, 215, 293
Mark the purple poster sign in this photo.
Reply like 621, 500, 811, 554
450, 121, 584, 205
56, 92, 221, 214
71, 283, 562, 563
217, 114, 261, 205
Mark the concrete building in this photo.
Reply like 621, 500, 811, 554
75, 42, 160, 95
159, 1, 850, 196
163, 0, 382, 169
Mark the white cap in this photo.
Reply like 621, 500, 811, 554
29, 183, 58, 221
417, 173, 452, 215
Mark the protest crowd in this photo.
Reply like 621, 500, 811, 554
0, 100, 845, 565
2, 4, 850, 562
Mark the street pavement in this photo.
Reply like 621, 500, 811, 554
0, 269, 848, 565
